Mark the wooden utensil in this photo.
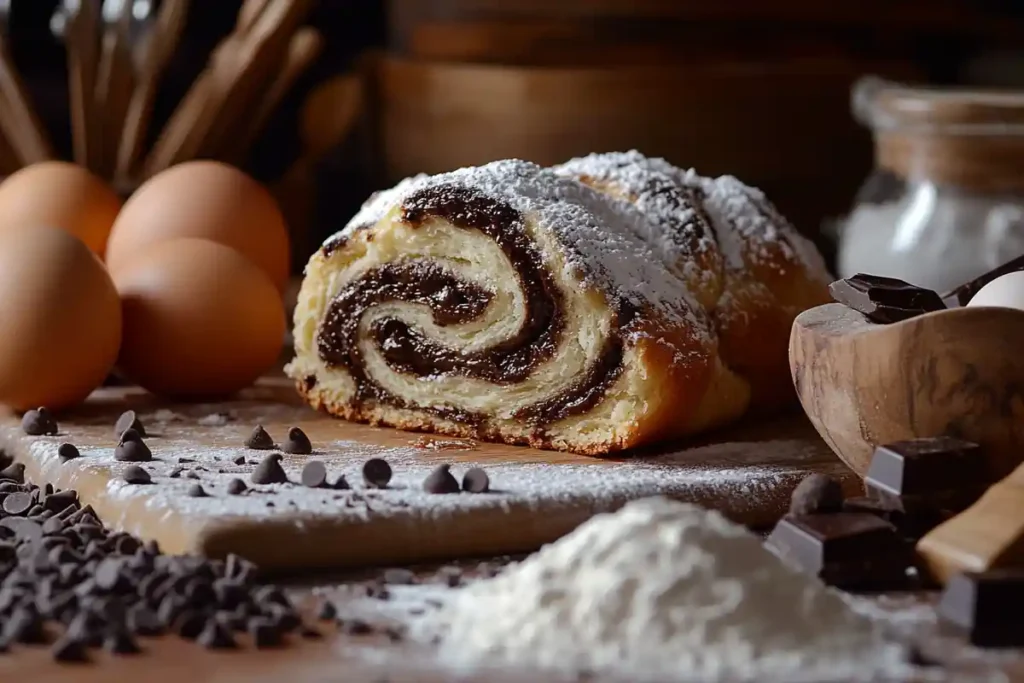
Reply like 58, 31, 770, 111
789, 303, 1024, 480
144, 0, 313, 175
220, 27, 324, 165
115, 0, 190, 181
917, 462, 1024, 584
95, 0, 136, 176
65, 0, 103, 170
0, 37, 52, 164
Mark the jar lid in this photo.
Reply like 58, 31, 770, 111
854, 76, 1024, 135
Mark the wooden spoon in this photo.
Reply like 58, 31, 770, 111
790, 303, 1024, 480
95, 0, 136, 176
65, 0, 103, 171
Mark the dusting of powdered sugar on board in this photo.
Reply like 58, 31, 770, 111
0, 386, 850, 567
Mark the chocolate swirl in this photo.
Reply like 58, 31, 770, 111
316, 185, 628, 428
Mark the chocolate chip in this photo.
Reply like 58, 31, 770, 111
790, 474, 844, 515
316, 601, 337, 621
57, 443, 80, 462
248, 618, 282, 648
300, 461, 327, 488
0, 462, 25, 483
333, 474, 350, 490
114, 431, 151, 462
340, 618, 372, 635
122, 465, 152, 485
3, 491, 32, 516
226, 478, 247, 495
168, 467, 183, 479
233, 455, 246, 465
186, 484, 207, 498
382, 568, 416, 585
282, 427, 312, 455
6, 606, 46, 643
462, 467, 490, 493
250, 454, 288, 485
244, 425, 274, 450
435, 566, 463, 587
21, 407, 58, 436
104, 628, 140, 655
127, 605, 163, 636
114, 410, 146, 438
362, 458, 392, 489
197, 618, 236, 649
300, 626, 323, 639
185, 470, 201, 480
423, 464, 460, 494
51, 634, 89, 662
43, 490, 78, 515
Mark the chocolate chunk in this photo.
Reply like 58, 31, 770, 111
250, 453, 288, 485
382, 568, 416, 585
3, 491, 33, 516
333, 474, 350, 490
244, 425, 275, 450
114, 430, 152, 462
0, 462, 25, 483
114, 410, 146, 438
168, 467, 183, 479
21, 407, 58, 436
186, 484, 207, 498
938, 570, 1024, 647
226, 478, 247, 495
51, 634, 89, 662
829, 274, 945, 324
790, 474, 844, 515
248, 618, 282, 648
232, 455, 246, 465
362, 458, 392, 489
765, 512, 912, 589
300, 461, 327, 488
197, 618, 236, 649
423, 464, 460, 494
282, 427, 312, 455
57, 443, 80, 462
461, 467, 490, 493
866, 439, 988, 515
122, 465, 152, 485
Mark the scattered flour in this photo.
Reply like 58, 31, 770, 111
414, 497, 909, 683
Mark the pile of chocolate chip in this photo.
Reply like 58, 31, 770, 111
0, 447, 316, 662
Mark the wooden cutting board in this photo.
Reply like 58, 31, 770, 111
0, 376, 855, 573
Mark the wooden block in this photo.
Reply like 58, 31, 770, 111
0, 378, 854, 573
917, 478, 1024, 585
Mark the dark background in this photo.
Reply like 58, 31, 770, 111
6, 0, 1024, 271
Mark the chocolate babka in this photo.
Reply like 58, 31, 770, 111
286, 154, 830, 455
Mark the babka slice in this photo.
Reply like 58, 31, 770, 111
286, 159, 750, 455
556, 151, 832, 409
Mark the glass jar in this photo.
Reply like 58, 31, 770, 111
836, 77, 1024, 293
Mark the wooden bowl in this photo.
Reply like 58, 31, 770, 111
790, 303, 1024, 480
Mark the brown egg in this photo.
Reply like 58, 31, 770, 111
0, 226, 122, 411
113, 238, 285, 398
106, 161, 291, 291
0, 161, 122, 255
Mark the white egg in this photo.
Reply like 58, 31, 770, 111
967, 271, 1024, 311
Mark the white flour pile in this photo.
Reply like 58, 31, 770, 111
414, 497, 909, 683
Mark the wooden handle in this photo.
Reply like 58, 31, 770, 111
0, 35, 52, 164
96, 0, 135, 177
116, 0, 191, 181
237, 0, 272, 34
66, 0, 102, 171
0, 110, 23, 174
221, 28, 324, 165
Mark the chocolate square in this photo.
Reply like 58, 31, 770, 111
938, 570, 1024, 647
829, 274, 945, 324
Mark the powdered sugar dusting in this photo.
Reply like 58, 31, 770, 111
325, 159, 712, 343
